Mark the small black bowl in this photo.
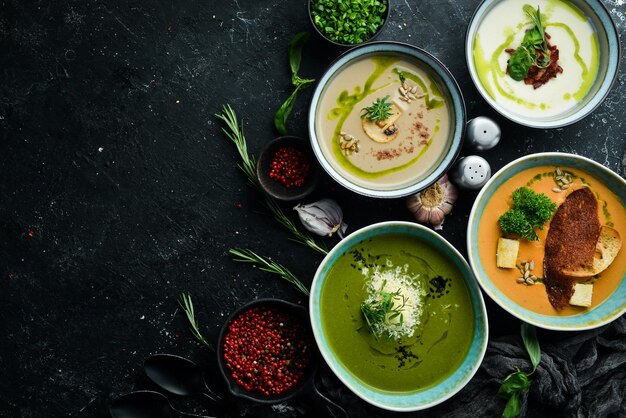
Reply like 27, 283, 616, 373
216, 299, 314, 404
308, 0, 390, 47
217, 298, 348, 416
256, 136, 319, 202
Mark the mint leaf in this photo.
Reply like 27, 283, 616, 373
502, 393, 522, 418
498, 371, 532, 397
521, 323, 541, 371
508, 47, 534, 81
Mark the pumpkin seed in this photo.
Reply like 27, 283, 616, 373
552, 187, 562, 193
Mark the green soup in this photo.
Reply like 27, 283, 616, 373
320, 233, 474, 392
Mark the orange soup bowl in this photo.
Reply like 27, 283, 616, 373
467, 152, 626, 330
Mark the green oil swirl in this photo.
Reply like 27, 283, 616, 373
473, 4, 599, 110
326, 58, 444, 179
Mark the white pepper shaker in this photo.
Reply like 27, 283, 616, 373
449, 156, 491, 190
464, 116, 501, 152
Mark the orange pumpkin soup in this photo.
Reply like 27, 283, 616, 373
478, 165, 626, 316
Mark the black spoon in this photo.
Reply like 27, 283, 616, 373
145, 354, 224, 405
109, 390, 215, 418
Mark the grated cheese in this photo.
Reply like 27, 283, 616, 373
362, 261, 426, 340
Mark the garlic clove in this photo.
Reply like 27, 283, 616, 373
294, 198, 347, 238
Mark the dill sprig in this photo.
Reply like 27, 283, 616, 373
229, 248, 310, 296
360, 282, 407, 339
178, 293, 214, 351
361, 95, 393, 122
215, 105, 328, 255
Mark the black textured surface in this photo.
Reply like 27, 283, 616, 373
0, 0, 625, 417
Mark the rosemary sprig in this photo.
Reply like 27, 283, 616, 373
264, 196, 328, 255
178, 292, 214, 351
215, 105, 260, 191
215, 105, 328, 255
229, 248, 310, 296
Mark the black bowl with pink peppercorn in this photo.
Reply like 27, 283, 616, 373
256, 136, 320, 201
217, 298, 346, 416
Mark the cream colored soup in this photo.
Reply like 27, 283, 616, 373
315, 55, 452, 191
473, 0, 599, 118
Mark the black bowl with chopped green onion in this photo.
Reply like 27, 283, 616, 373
308, 0, 389, 47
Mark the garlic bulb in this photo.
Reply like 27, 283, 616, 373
294, 198, 348, 238
406, 175, 458, 230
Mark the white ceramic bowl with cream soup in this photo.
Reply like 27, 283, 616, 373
308, 42, 466, 198
466, 0, 620, 128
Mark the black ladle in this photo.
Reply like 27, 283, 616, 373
217, 298, 348, 418
145, 354, 224, 405
109, 390, 215, 418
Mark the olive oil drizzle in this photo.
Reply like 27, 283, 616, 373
327, 57, 444, 179
473, 4, 599, 109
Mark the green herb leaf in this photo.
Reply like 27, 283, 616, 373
507, 5, 550, 81
523, 5, 546, 52
274, 85, 302, 136
508, 46, 535, 81
274, 33, 315, 135
499, 207, 538, 241
229, 248, 310, 296
521, 323, 541, 371
178, 293, 214, 351
288, 32, 309, 77
361, 95, 393, 122
360, 284, 407, 339
499, 187, 557, 241
496, 323, 542, 418
522, 27, 544, 50
502, 393, 522, 418
512, 187, 557, 229
498, 371, 532, 397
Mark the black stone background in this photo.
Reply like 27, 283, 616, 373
1, 0, 625, 417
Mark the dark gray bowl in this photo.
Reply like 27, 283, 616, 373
308, 42, 466, 198
256, 136, 319, 202
308, 0, 390, 47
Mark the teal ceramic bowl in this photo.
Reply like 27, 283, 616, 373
309, 221, 488, 411
468, 152, 626, 330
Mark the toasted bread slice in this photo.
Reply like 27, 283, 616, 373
563, 226, 622, 277
362, 103, 402, 143
544, 188, 601, 310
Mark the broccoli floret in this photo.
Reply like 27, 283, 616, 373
498, 187, 557, 241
